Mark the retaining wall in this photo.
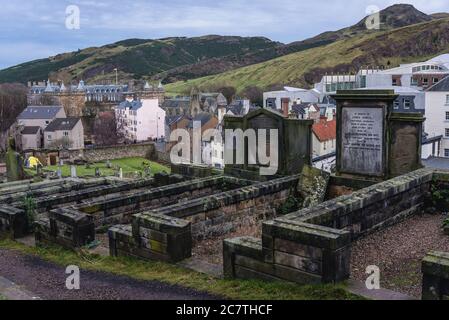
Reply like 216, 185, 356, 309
224, 168, 444, 284
109, 175, 299, 262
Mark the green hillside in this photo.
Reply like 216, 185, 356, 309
0, 36, 281, 84
165, 17, 449, 95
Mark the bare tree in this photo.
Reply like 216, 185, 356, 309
93, 112, 123, 146
241, 85, 264, 107
0, 83, 28, 153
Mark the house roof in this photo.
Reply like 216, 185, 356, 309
44, 118, 81, 132
427, 75, 449, 92
18, 106, 63, 120
116, 100, 143, 110
21, 126, 41, 135
162, 99, 190, 109
312, 119, 336, 142
166, 115, 189, 126
188, 113, 215, 129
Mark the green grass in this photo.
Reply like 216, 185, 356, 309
25, 157, 170, 178
165, 17, 449, 95
0, 239, 361, 300
0, 295, 7, 300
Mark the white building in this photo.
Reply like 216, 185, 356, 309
425, 76, 449, 158
115, 99, 166, 142
263, 87, 320, 115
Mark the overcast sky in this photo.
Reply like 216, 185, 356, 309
0, 0, 448, 69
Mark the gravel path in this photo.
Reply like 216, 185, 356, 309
351, 213, 449, 298
0, 249, 220, 300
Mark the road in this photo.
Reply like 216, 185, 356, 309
0, 249, 220, 300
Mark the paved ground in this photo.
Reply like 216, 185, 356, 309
351, 213, 449, 298
0, 249, 220, 300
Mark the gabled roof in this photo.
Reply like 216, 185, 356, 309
21, 126, 41, 135
427, 75, 449, 92
188, 113, 215, 129
44, 118, 81, 132
166, 115, 189, 126
18, 106, 63, 120
312, 119, 336, 142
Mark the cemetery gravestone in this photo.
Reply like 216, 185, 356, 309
333, 90, 394, 181
332, 90, 424, 181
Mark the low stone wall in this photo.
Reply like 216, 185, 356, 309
109, 175, 298, 262
171, 163, 223, 178
422, 251, 449, 300
224, 168, 443, 284
0, 205, 27, 239
153, 175, 298, 239
80, 143, 155, 163
76, 176, 246, 227
109, 213, 191, 263
35, 208, 95, 249
35, 142, 156, 165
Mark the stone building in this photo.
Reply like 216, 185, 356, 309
44, 118, 85, 150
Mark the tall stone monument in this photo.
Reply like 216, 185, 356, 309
224, 108, 313, 181
5, 137, 25, 182
332, 90, 424, 181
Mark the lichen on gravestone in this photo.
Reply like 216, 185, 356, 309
5, 137, 25, 182
298, 165, 330, 209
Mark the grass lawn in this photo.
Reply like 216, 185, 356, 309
26, 157, 170, 178
0, 295, 7, 300
0, 239, 361, 300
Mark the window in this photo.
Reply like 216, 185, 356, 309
445, 149, 449, 158
392, 79, 398, 86
324, 141, 327, 150
446, 95, 449, 105
394, 101, 400, 110
423, 78, 429, 85
45, 121, 49, 125
411, 78, 418, 86
403, 99, 411, 109
446, 112, 449, 121
433, 78, 439, 84
446, 128, 449, 137
63, 132, 69, 137
47, 135, 52, 141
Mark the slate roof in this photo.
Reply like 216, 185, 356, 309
21, 126, 41, 135
423, 157, 449, 170
162, 99, 190, 109
166, 115, 189, 126
18, 106, 63, 120
44, 118, 81, 132
227, 100, 245, 115
116, 100, 143, 110
188, 113, 214, 129
427, 75, 449, 91
312, 119, 337, 142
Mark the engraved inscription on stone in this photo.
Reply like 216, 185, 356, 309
341, 107, 383, 176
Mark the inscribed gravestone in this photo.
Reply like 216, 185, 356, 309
341, 107, 383, 176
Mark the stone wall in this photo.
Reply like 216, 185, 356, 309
171, 163, 223, 178
35, 208, 95, 249
109, 174, 298, 262
76, 176, 245, 227
224, 168, 445, 284
34, 142, 156, 166
422, 251, 449, 300
109, 213, 191, 263
0, 205, 27, 239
